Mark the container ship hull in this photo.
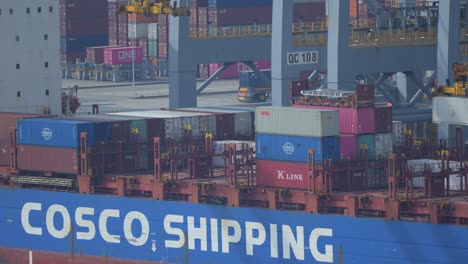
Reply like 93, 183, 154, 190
1, 187, 468, 264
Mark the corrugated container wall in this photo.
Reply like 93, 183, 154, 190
256, 133, 339, 163
60, 0, 109, 61
357, 134, 376, 160
17, 118, 100, 148
374, 104, 393, 133
291, 105, 375, 134
255, 107, 339, 137
18, 145, 79, 174
339, 134, 358, 160
375, 133, 393, 158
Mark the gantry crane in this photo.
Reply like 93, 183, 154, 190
434, 62, 468, 97
118, 0, 190, 17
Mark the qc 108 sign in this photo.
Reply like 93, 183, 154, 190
287, 51, 318, 65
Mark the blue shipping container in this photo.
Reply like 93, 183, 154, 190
256, 133, 339, 162
17, 118, 109, 148
60, 34, 108, 52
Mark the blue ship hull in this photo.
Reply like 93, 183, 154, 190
1, 187, 468, 263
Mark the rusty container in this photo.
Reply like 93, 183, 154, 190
17, 145, 79, 174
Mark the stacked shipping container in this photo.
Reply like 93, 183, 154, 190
60, 0, 109, 62
292, 103, 393, 161
255, 107, 340, 190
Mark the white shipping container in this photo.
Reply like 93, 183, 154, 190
213, 140, 255, 168
433, 97, 468, 125
407, 159, 463, 190
109, 110, 216, 141
128, 23, 151, 39
375, 133, 393, 158
392, 121, 404, 142
255, 106, 339, 137
148, 23, 158, 40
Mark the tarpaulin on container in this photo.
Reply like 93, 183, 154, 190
357, 134, 376, 160
255, 106, 339, 137
256, 133, 339, 163
17, 145, 79, 174
18, 118, 97, 148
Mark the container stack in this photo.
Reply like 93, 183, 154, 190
60, 0, 109, 62
108, 0, 128, 47
292, 103, 393, 161
148, 23, 159, 59
255, 106, 340, 190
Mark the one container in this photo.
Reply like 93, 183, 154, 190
433, 97, 468, 125
17, 145, 79, 175
108, 110, 216, 142
17, 118, 97, 148
357, 134, 376, 160
255, 107, 339, 137
375, 133, 393, 158
104, 47, 144, 65
339, 134, 358, 160
256, 160, 310, 190
374, 104, 393, 133
256, 133, 339, 162
291, 105, 375, 134
213, 140, 255, 168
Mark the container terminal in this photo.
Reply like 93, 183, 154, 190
1, 0, 468, 263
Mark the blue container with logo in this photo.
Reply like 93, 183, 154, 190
256, 133, 339, 162
17, 118, 102, 148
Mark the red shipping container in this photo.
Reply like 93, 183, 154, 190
339, 134, 358, 160
256, 160, 310, 190
292, 105, 375, 134
104, 47, 143, 64
18, 145, 79, 175
374, 104, 393, 133
128, 13, 158, 23
0, 113, 44, 167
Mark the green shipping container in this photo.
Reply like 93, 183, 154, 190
148, 39, 158, 58
358, 134, 376, 160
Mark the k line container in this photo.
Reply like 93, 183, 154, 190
256, 160, 310, 190
375, 133, 393, 158
339, 134, 358, 160
292, 105, 375, 134
17, 118, 98, 149
357, 134, 376, 160
256, 133, 339, 163
108, 110, 216, 142
104, 47, 143, 65
255, 107, 339, 137
18, 145, 79, 174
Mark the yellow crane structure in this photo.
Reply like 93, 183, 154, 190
435, 62, 468, 97
118, 0, 190, 17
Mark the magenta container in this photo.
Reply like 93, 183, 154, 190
339, 134, 358, 160
104, 47, 143, 65
292, 105, 375, 135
